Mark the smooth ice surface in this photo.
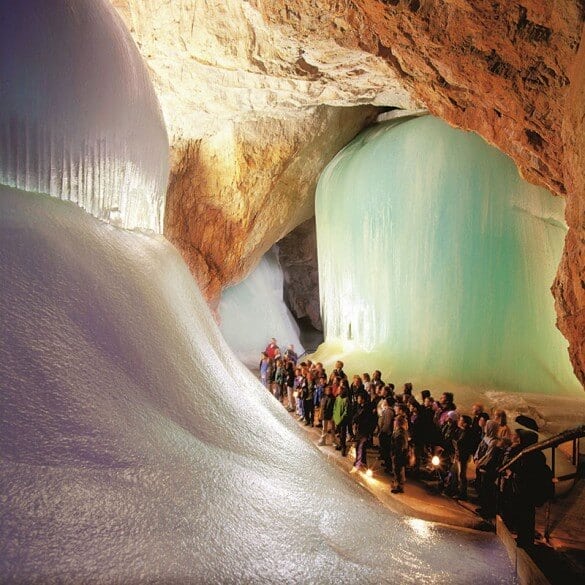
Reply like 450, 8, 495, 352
315, 116, 581, 396
0, 0, 168, 231
219, 248, 304, 366
0, 187, 515, 583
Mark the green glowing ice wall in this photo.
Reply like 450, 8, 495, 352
315, 115, 580, 395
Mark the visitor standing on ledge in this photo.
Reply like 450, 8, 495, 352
259, 352, 272, 389
333, 386, 350, 456
351, 393, 377, 472
318, 385, 335, 446
265, 337, 279, 359
390, 415, 409, 494
284, 344, 298, 366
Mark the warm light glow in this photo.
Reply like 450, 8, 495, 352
365, 468, 373, 477
431, 455, 440, 467
406, 518, 432, 540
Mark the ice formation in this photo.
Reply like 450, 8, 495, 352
315, 115, 581, 396
0, 0, 168, 231
0, 1, 514, 581
219, 248, 304, 367
0, 188, 515, 583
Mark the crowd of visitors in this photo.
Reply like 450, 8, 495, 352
259, 338, 552, 548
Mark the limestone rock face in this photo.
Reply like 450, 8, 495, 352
164, 105, 379, 306
554, 26, 585, 387
111, 0, 415, 305
252, 0, 582, 196
278, 218, 322, 331
112, 0, 585, 388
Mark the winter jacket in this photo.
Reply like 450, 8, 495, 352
333, 395, 349, 426
352, 404, 377, 439
320, 394, 335, 420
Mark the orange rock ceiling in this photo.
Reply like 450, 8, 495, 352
113, 0, 585, 388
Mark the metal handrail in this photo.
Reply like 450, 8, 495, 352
496, 424, 584, 543
498, 424, 584, 474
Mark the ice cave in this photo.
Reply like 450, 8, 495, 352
1, 0, 584, 583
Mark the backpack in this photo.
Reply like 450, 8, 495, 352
533, 463, 555, 507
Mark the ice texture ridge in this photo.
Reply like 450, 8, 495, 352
0, 0, 169, 231
315, 115, 580, 395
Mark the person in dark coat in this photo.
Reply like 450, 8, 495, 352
318, 385, 335, 446
351, 393, 377, 471
452, 415, 476, 500
499, 429, 544, 549
390, 415, 410, 493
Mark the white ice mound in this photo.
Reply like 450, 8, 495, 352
219, 247, 305, 367
0, 187, 514, 583
0, 0, 168, 231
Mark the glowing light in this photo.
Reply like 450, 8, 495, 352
406, 518, 432, 540
431, 455, 440, 467
365, 469, 373, 478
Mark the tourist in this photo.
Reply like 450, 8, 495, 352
377, 390, 394, 470
362, 372, 372, 400
273, 358, 285, 401
493, 409, 512, 440
284, 344, 298, 366
265, 337, 279, 359
294, 367, 305, 419
303, 372, 316, 426
475, 434, 508, 518
313, 374, 326, 427
499, 429, 544, 548
451, 414, 475, 500
259, 352, 272, 389
284, 360, 296, 412
351, 393, 377, 472
438, 410, 459, 493
390, 414, 409, 494
333, 386, 350, 456
318, 385, 335, 446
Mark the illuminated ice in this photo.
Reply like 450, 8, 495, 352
0, 0, 168, 231
0, 1, 514, 579
219, 248, 304, 366
315, 116, 581, 395
0, 188, 515, 583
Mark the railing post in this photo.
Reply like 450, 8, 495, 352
551, 446, 556, 479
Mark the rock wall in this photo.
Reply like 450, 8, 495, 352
278, 218, 322, 331
554, 25, 585, 387
164, 105, 379, 306
112, 0, 585, 388
111, 0, 415, 305
250, 0, 585, 385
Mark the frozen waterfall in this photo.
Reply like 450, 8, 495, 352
0, 1, 515, 581
219, 248, 304, 367
0, 0, 168, 231
314, 115, 581, 396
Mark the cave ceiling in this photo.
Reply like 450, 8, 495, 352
111, 0, 585, 388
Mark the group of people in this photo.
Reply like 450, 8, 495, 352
258, 339, 551, 548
